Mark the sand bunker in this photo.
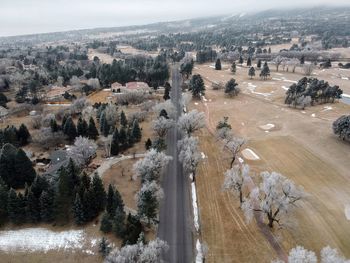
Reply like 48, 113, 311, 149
242, 148, 260, 160
345, 205, 350, 220
259, 123, 275, 131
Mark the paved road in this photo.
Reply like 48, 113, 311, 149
158, 66, 194, 262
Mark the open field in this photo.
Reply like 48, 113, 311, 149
192, 60, 350, 262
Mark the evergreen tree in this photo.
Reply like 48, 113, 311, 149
50, 119, 59, 133
26, 189, 41, 223
0, 93, 8, 108
91, 173, 106, 214
73, 193, 85, 225
0, 143, 17, 188
100, 212, 112, 233
100, 112, 110, 137
132, 120, 142, 143
39, 188, 55, 223
248, 67, 256, 79
0, 178, 8, 225
268, 47, 271, 54
120, 111, 128, 127
239, 55, 244, 64
14, 148, 36, 188
119, 127, 128, 151
215, 58, 222, 70
82, 189, 95, 221
122, 214, 142, 246
231, 62, 237, 74
99, 237, 111, 258
106, 184, 124, 218
110, 129, 120, 156
77, 117, 88, 137
190, 74, 205, 99
113, 207, 126, 238
63, 117, 77, 142
18, 124, 30, 146
300, 55, 305, 65
88, 117, 99, 140
257, 59, 262, 69
163, 82, 171, 100
247, 57, 252, 67
61, 114, 69, 130
145, 138, 152, 150
159, 109, 169, 119
260, 62, 271, 80
225, 79, 240, 97
7, 190, 26, 224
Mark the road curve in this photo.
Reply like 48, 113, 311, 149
157, 65, 194, 262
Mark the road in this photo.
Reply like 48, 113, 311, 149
158, 66, 194, 262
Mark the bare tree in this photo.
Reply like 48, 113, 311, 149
133, 149, 172, 182
70, 97, 90, 114
273, 56, 286, 72
303, 63, 315, 76
104, 103, 118, 127
287, 58, 300, 73
223, 164, 249, 205
67, 136, 97, 167
242, 171, 305, 228
178, 110, 205, 136
152, 116, 174, 139
224, 137, 245, 168
178, 136, 201, 182
32, 128, 66, 150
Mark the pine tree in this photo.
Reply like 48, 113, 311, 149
231, 62, 236, 74
0, 143, 17, 188
50, 119, 59, 133
300, 55, 305, 65
7, 190, 26, 224
120, 111, 128, 127
91, 173, 106, 214
159, 109, 169, 119
26, 189, 41, 223
100, 112, 110, 137
100, 212, 112, 233
73, 193, 85, 225
82, 189, 94, 221
14, 148, 36, 188
127, 128, 134, 147
99, 237, 111, 258
18, 124, 30, 146
132, 120, 142, 143
122, 214, 142, 246
0, 178, 8, 225
260, 62, 271, 80
248, 67, 256, 79
257, 59, 262, 69
145, 138, 152, 150
77, 117, 88, 137
119, 127, 128, 151
113, 207, 126, 238
247, 57, 252, 67
110, 129, 120, 156
39, 188, 55, 223
215, 59, 222, 70
106, 184, 124, 218
88, 117, 99, 140
225, 79, 239, 97
61, 114, 68, 129
63, 117, 77, 142
239, 55, 244, 64
163, 82, 171, 100
190, 74, 205, 99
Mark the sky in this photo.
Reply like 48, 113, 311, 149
0, 0, 349, 37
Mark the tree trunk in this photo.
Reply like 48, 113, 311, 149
230, 156, 236, 168
239, 190, 243, 205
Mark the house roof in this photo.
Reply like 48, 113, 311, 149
125, 82, 150, 90
49, 150, 67, 165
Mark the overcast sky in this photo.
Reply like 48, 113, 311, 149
1, 0, 349, 36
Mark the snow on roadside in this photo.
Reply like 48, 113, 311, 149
191, 181, 200, 232
201, 152, 206, 159
0, 228, 93, 253
281, 86, 288, 91
196, 239, 203, 263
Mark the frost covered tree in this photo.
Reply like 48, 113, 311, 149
321, 246, 350, 263
133, 149, 172, 182
333, 115, 350, 142
223, 164, 250, 205
105, 238, 168, 263
104, 103, 118, 128
273, 56, 286, 72
242, 172, 305, 228
136, 181, 164, 224
67, 136, 97, 167
153, 100, 177, 120
178, 136, 201, 182
303, 63, 315, 76
70, 97, 89, 114
152, 116, 174, 139
178, 110, 205, 136
224, 137, 245, 168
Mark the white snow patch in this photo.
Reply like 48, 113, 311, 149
265, 131, 269, 133
241, 122, 245, 126
103, 88, 111, 91
201, 96, 208, 102
0, 228, 85, 253
201, 152, 206, 159
275, 73, 283, 76
272, 77, 282, 81
45, 104, 71, 107
196, 239, 203, 263
247, 83, 271, 97
209, 65, 215, 69
194, 102, 199, 105
311, 113, 316, 117
224, 102, 227, 105
342, 94, 350, 98
322, 106, 333, 111
281, 86, 288, 91
283, 79, 297, 83
83, 249, 95, 255
242, 148, 260, 160
345, 205, 350, 220
191, 182, 200, 232
238, 157, 244, 164
301, 111, 306, 114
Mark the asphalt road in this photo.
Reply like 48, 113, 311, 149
158, 66, 194, 262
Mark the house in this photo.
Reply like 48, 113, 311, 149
111, 82, 123, 91
122, 82, 151, 92
44, 150, 69, 176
